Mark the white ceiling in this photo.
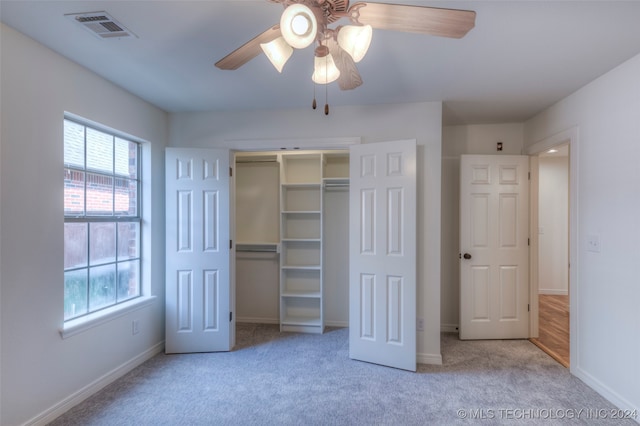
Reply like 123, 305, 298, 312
2, 0, 640, 125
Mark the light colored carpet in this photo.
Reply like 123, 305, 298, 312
48, 324, 633, 425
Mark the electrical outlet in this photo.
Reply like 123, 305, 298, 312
417, 317, 424, 332
587, 234, 601, 253
132, 319, 140, 335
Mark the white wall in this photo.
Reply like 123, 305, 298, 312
169, 102, 444, 364
440, 124, 524, 330
0, 24, 168, 426
525, 52, 640, 414
538, 155, 569, 295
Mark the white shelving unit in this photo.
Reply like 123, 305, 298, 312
278, 151, 350, 334
279, 153, 324, 333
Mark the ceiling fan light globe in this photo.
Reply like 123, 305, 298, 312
280, 4, 318, 49
291, 15, 309, 36
260, 37, 293, 73
337, 24, 372, 63
312, 53, 340, 85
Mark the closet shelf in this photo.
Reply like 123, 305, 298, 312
282, 265, 321, 270
281, 238, 321, 242
281, 291, 321, 298
281, 210, 321, 214
281, 316, 322, 327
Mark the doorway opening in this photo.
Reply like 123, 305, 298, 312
529, 143, 570, 367
232, 139, 419, 371
233, 150, 350, 341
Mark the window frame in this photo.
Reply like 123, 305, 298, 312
63, 117, 143, 322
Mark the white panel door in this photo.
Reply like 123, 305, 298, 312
459, 155, 529, 340
349, 139, 416, 371
165, 148, 231, 353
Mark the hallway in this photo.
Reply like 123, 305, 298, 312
530, 294, 570, 367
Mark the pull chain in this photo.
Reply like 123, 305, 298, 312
310, 51, 330, 115
324, 56, 329, 115
312, 83, 317, 110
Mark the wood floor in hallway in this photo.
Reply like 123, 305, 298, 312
530, 294, 570, 367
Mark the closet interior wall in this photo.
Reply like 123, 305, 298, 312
235, 151, 350, 329
322, 153, 349, 327
235, 155, 280, 324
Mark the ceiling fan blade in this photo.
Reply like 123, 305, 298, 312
215, 25, 281, 70
353, 2, 476, 38
326, 38, 363, 91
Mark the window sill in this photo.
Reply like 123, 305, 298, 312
60, 296, 157, 339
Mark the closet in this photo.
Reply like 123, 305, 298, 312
235, 150, 349, 333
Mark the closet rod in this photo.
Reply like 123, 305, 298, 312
323, 178, 350, 188
236, 243, 279, 253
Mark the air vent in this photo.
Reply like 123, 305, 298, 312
65, 11, 137, 39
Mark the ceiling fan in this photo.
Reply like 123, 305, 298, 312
215, 0, 476, 112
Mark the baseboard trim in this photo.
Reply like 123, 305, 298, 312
418, 352, 443, 365
325, 320, 348, 328
573, 366, 640, 424
441, 323, 459, 333
24, 341, 165, 426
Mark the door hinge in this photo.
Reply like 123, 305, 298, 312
528, 238, 530, 246
229, 311, 233, 322
229, 167, 233, 177
528, 171, 531, 180
230, 240, 233, 249
528, 304, 530, 312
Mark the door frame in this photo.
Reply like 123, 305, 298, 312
526, 127, 578, 371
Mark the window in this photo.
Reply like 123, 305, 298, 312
64, 119, 141, 321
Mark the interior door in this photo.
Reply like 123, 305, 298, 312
165, 147, 231, 353
459, 155, 529, 340
349, 139, 417, 371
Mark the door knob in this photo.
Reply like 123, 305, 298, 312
463, 253, 472, 260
